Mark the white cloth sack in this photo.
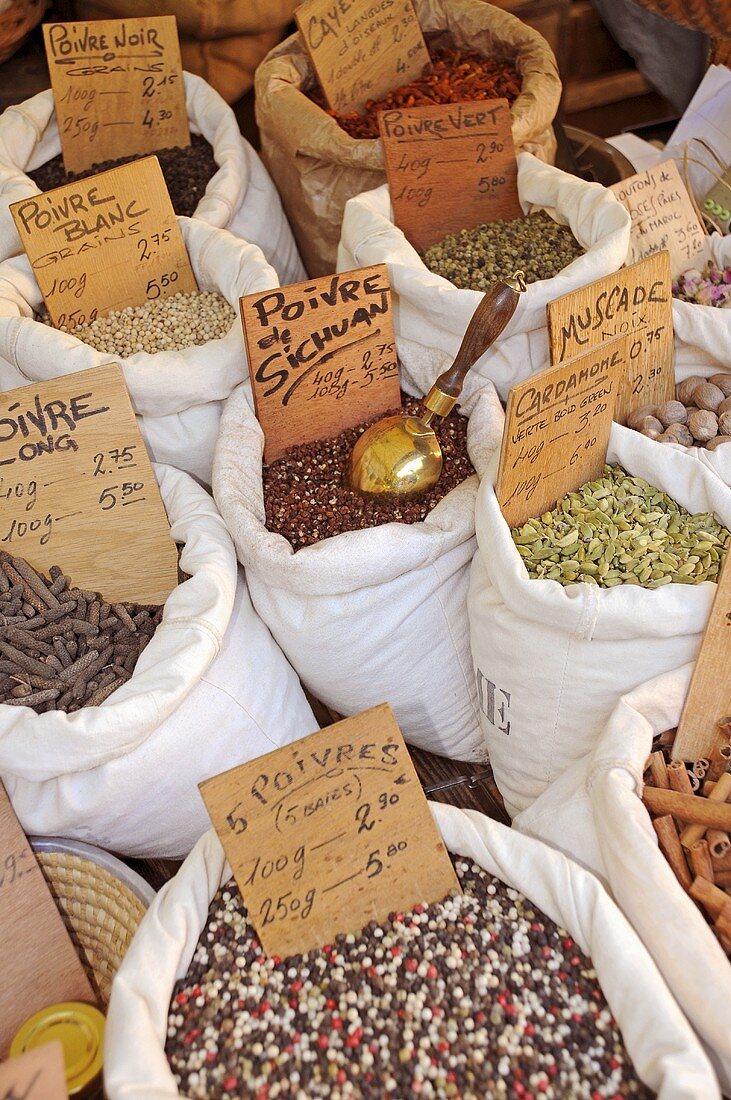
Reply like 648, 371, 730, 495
514, 666, 731, 1091
0, 72, 305, 284
469, 420, 731, 817
0, 463, 317, 858
674, 237, 731, 377
0, 217, 277, 486
104, 802, 719, 1099
213, 370, 507, 762
337, 153, 631, 400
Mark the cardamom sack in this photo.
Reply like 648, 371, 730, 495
0, 72, 305, 283
513, 665, 731, 1091
0, 465, 317, 858
255, 0, 561, 276
338, 153, 631, 400
468, 420, 731, 817
103, 806, 719, 1099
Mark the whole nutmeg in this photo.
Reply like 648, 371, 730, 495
656, 400, 688, 427
709, 374, 731, 398
688, 409, 719, 442
718, 396, 731, 418
718, 411, 731, 436
676, 376, 705, 405
660, 423, 694, 447
706, 434, 731, 452
639, 415, 663, 435
641, 426, 663, 441
693, 382, 725, 412
626, 404, 659, 430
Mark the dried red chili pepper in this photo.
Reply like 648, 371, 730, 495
309, 46, 522, 140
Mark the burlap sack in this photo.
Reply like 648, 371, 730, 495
255, 0, 561, 275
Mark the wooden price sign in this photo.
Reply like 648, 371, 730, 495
673, 554, 731, 762
0, 1042, 68, 1099
241, 265, 401, 463
497, 337, 624, 529
200, 704, 459, 959
0, 783, 95, 1059
610, 160, 706, 279
295, 0, 430, 115
11, 156, 197, 331
379, 99, 521, 252
43, 15, 189, 175
0, 364, 178, 604
546, 252, 674, 426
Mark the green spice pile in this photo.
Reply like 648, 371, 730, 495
422, 211, 584, 290
0, 553, 162, 713
27, 135, 218, 219
43, 291, 235, 355
512, 465, 729, 588
166, 859, 649, 1099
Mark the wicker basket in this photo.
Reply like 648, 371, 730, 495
30, 837, 155, 1006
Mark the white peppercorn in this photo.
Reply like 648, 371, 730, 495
709, 374, 731, 398
688, 409, 719, 442
676, 376, 705, 405
693, 382, 725, 412
656, 400, 688, 427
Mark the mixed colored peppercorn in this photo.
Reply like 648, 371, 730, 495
310, 47, 522, 140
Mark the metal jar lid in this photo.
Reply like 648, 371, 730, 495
10, 1001, 105, 1098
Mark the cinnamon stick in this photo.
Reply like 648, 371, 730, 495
652, 815, 692, 891
680, 774, 731, 848
642, 787, 731, 831
714, 870, 731, 889
708, 830, 731, 860
648, 751, 670, 790
708, 741, 731, 783
690, 876, 729, 921
689, 839, 714, 883
668, 760, 694, 795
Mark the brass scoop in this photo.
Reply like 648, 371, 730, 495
347, 272, 526, 498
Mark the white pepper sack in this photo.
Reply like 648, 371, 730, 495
213, 369, 506, 761
513, 665, 731, 1091
0, 72, 305, 284
337, 153, 631, 400
0, 217, 276, 486
0, 464, 317, 858
468, 418, 731, 817
104, 806, 720, 1099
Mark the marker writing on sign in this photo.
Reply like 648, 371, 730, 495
514, 347, 620, 423
250, 272, 390, 400
0, 391, 110, 467
14, 188, 150, 245
380, 102, 503, 139
46, 20, 162, 58
556, 279, 668, 360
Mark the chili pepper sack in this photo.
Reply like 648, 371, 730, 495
213, 370, 506, 762
104, 804, 719, 1099
468, 420, 731, 817
513, 665, 731, 1091
254, 0, 561, 276
338, 153, 631, 401
0, 464, 317, 859
0, 72, 305, 284
0, 218, 275, 486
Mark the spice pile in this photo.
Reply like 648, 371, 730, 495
644, 720, 731, 956
626, 376, 731, 452
422, 212, 584, 291
0, 553, 162, 713
310, 47, 521, 140
263, 395, 474, 551
27, 135, 217, 218
166, 859, 649, 1099
43, 291, 235, 355
673, 261, 731, 308
512, 464, 729, 588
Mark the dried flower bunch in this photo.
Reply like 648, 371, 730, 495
673, 261, 731, 308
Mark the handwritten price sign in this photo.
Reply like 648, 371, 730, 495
380, 99, 521, 252
241, 265, 401, 463
200, 704, 458, 958
43, 15, 189, 175
546, 252, 674, 425
0, 364, 178, 604
11, 156, 197, 330
497, 338, 624, 529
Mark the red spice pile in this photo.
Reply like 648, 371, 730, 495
310, 46, 522, 140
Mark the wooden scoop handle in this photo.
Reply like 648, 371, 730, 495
434, 278, 522, 400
